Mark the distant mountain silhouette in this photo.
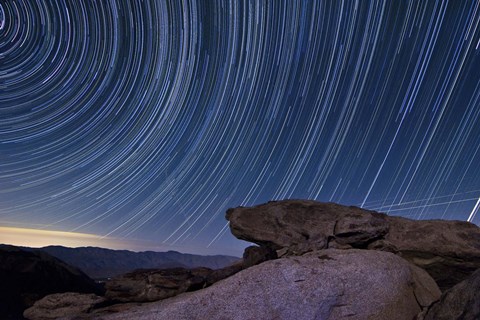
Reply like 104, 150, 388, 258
0, 245, 103, 320
27, 246, 239, 279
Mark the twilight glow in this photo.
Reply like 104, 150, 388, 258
0, 226, 119, 249
0, 0, 479, 254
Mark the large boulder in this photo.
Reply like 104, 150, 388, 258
227, 200, 480, 290
23, 293, 107, 320
0, 245, 104, 320
226, 200, 389, 253
418, 268, 480, 320
95, 249, 441, 320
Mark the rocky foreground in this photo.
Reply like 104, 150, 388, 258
20, 200, 480, 319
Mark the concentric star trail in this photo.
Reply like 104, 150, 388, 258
1, 0, 479, 254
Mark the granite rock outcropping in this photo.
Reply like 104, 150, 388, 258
227, 200, 480, 290
88, 249, 441, 320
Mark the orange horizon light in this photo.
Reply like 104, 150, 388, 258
0, 226, 123, 249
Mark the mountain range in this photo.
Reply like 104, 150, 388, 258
27, 245, 239, 279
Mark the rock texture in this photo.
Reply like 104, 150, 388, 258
204, 261, 244, 286
227, 200, 389, 254
242, 245, 278, 268
0, 245, 103, 320
23, 293, 107, 320
385, 216, 480, 290
418, 268, 480, 320
105, 263, 247, 303
95, 249, 441, 320
105, 267, 213, 302
227, 199, 480, 290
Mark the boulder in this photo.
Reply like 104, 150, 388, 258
105, 267, 213, 302
23, 293, 107, 320
226, 200, 389, 254
227, 200, 480, 289
418, 268, 480, 320
0, 245, 104, 320
95, 249, 441, 320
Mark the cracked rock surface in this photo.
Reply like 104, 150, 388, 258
95, 249, 440, 320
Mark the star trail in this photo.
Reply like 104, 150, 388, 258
1, 0, 480, 255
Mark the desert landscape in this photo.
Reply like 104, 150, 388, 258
2, 200, 479, 319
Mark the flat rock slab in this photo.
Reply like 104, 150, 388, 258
227, 200, 389, 253
227, 200, 480, 290
94, 249, 440, 320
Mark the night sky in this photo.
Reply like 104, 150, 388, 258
1, 0, 480, 255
